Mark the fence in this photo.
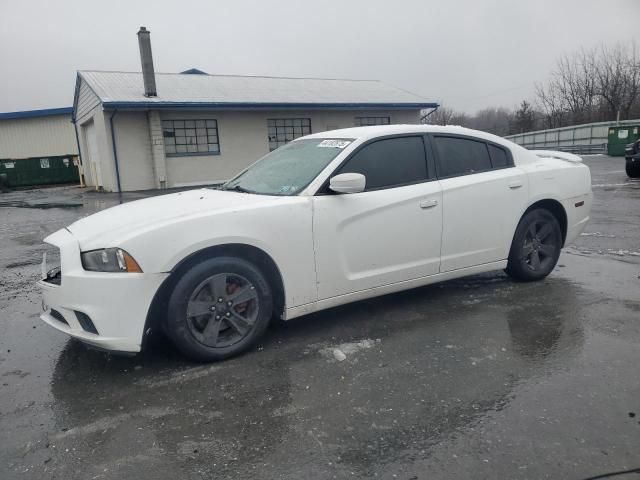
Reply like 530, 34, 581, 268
504, 119, 640, 154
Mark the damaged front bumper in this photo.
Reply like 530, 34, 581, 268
38, 228, 168, 353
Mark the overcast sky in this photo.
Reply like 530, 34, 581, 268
1, 0, 639, 114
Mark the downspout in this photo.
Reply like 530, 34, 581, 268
109, 110, 123, 193
420, 105, 439, 123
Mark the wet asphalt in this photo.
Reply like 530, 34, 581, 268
0, 155, 639, 480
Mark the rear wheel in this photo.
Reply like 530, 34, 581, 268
626, 161, 640, 178
165, 257, 272, 361
506, 209, 562, 282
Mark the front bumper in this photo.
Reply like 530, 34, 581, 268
38, 228, 169, 353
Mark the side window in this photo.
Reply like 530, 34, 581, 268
488, 144, 511, 168
338, 136, 427, 190
433, 136, 492, 178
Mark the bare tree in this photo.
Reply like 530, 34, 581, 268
535, 81, 567, 128
595, 41, 640, 120
466, 107, 512, 136
424, 107, 469, 126
555, 48, 599, 123
419, 40, 639, 137
535, 40, 640, 127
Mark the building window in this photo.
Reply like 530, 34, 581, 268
162, 119, 220, 156
355, 116, 391, 126
267, 118, 311, 150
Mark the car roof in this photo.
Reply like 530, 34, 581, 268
305, 124, 513, 146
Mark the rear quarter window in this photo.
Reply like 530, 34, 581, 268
488, 144, 511, 168
433, 136, 492, 178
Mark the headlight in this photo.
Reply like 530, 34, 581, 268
81, 248, 143, 273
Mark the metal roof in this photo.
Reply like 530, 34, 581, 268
77, 71, 437, 110
0, 107, 73, 120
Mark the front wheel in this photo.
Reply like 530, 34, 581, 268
165, 256, 273, 361
506, 209, 562, 282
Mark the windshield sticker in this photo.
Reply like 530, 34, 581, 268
318, 139, 351, 149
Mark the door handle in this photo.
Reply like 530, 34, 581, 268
508, 181, 523, 189
419, 199, 439, 209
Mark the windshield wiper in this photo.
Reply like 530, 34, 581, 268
224, 184, 257, 194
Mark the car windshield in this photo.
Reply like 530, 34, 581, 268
221, 138, 352, 196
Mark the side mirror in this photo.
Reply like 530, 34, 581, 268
329, 173, 366, 194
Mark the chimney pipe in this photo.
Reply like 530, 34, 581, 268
137, 26, 157, 97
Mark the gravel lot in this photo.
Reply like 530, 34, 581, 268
1, 155, 639, 479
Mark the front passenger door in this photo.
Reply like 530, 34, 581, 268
312, 135, 443, 300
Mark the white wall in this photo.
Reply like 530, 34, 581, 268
0, 114, 77, 159
77, 109, 115, 190
75, 80, 101, 124
79, 107, 421, 191
111, 112, 156, 191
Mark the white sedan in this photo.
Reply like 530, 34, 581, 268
38, 125, 592, 361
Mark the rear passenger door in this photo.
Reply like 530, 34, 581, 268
431, 134, 529, 272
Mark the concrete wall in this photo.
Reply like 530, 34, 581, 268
0, 114, 78, 159
78, 107, 420, 192
505, 118, 640, 150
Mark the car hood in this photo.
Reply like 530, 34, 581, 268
66, 188, 285, 250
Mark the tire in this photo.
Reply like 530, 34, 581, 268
505, 208, 563, 282
626, 161, 640, 178
165, 256, 273, 362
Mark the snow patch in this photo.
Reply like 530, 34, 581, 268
591, 182, 632, 188
134, 364, 221, 388
319, 339, 380, 361
580, 232, 616, 238
332, 349, 347, 361
607, 249, 640, 257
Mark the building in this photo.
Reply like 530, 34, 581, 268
72, 28, 438, 192
0, 108, 80, 187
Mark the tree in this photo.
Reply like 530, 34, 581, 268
595, 42, 640, 120
535, 80, 567, 128
423, 107, 469, 126
468, 107, 513, 136
535, 40, 640, 127
512, 101, 536, 133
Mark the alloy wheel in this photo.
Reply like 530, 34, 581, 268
186, 273, 259, 348
522, 219, 558, 272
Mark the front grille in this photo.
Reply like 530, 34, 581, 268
50, 309, 69, 326
75, 311, 99, 335
42, 246, 62, 285
44, 267, 62, 285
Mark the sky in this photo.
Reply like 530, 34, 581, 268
1, 0, 639, 114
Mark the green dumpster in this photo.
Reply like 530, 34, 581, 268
607, 125, 640, 156
0, 155, 79, 188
